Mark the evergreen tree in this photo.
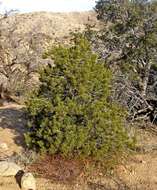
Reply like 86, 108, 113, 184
91, 0, 157, 121
25, 35, 134, 160
95, 0, 157, 96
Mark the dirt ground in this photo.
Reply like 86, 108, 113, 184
0, 103, 157, 190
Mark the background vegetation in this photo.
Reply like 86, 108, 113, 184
87, 0, 157, 122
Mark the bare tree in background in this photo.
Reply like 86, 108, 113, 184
0, 9, 53, 104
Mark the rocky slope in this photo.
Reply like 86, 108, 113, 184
0, 11, 98, 100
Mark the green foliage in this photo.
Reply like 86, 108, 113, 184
25, 35, 134, 160
95, 0, 130, 22
95, 0, 157, 95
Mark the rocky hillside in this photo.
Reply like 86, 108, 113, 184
1, 11, 97, 38
0, 11, 98, 100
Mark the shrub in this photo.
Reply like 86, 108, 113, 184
25, 35, 134, 160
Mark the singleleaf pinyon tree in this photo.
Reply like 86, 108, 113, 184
93, 0, 157, 121
25, 35, 134, 160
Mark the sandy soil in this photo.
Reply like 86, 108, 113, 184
0, 104, 157, 190
0, 104, 26, 158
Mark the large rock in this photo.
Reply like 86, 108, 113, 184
21, 172, 36, 190
0, 161, 22, 176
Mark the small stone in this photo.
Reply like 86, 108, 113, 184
0, 142, 8, 150
140, 160, 146, 164
99, 172, 103, 176
21, 172, 36, 190
0, 161, 22, 176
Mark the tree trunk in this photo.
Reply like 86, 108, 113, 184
140, 61, 151, 97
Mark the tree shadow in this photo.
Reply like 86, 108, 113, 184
0, 104, 28, 149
